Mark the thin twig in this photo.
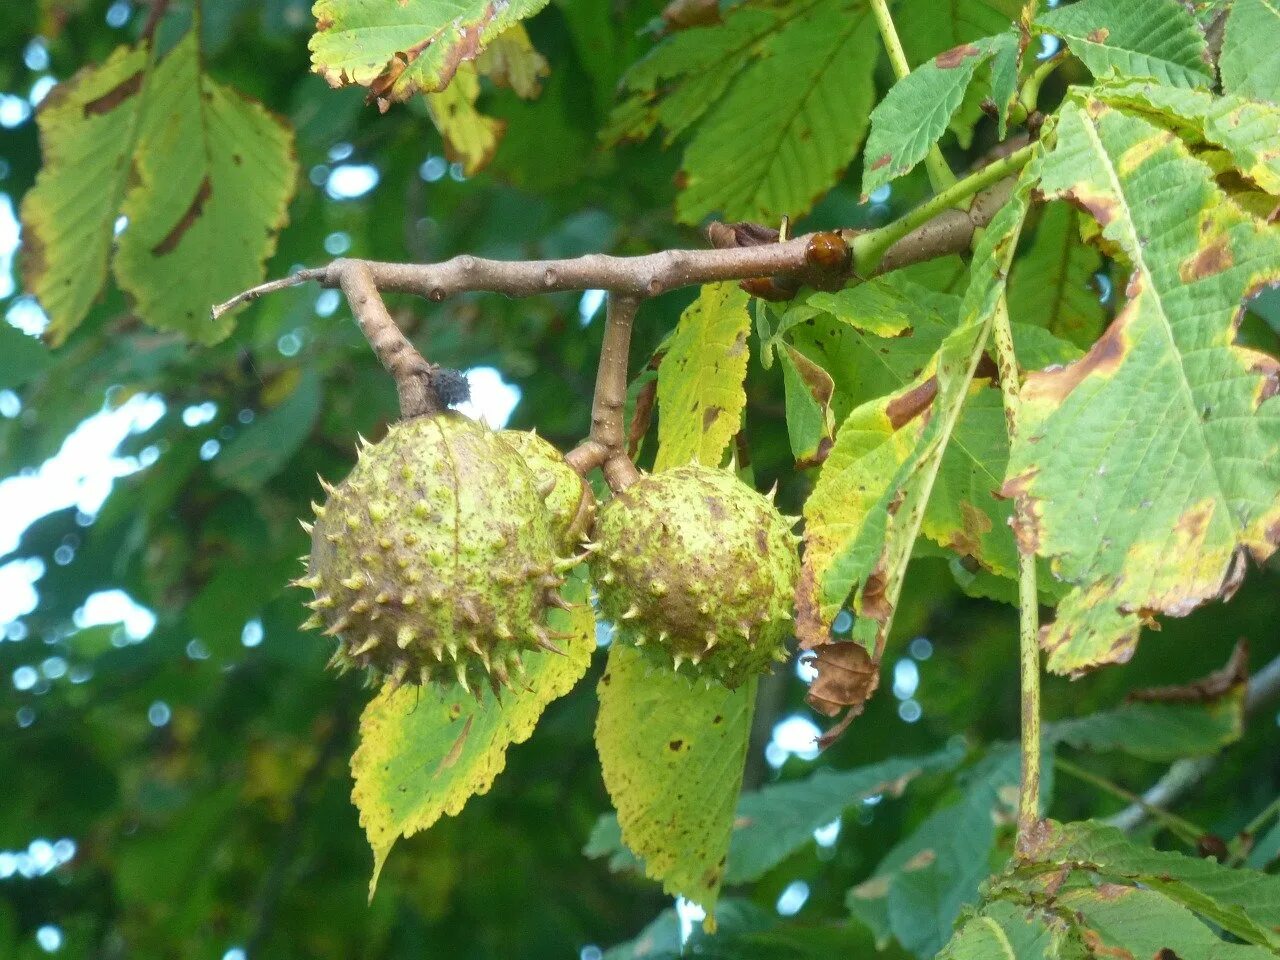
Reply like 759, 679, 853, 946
1107, 653, 1280, 833
1054, 755, 1202, 848
567, 293, 643, 490
211, 268, 327, 323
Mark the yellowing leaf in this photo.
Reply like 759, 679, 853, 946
654, 283, 751, 472
425, 62, 505, 176
310, 0, 550, 103
351, 578, 595, 895
21, 44, 149, 344
476, 24, 549, 99
594, 643, 755, 926
1004, 99, 1280, 675
20, 35, 297, 345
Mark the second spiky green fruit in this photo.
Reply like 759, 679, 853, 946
297, 414, 577, 694
589, 464, 800, 687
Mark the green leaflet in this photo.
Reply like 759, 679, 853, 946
1094, 80, 1280, 197
351, 577, 595, 896
778, 344, 836, 470
1035, 0, 1212, 89
796, 169, 1037, 681
594, 643, 755, 926
1024, 820, 1280, 949
1007, 202, 1107, 349
674, 0, 877, 223
1220, 0, 1280, 103
1057, 886, 1275, 960
21, 35, 297, 345
654, 283, 751, 472
893, 0, 1024, 66
309, 0, 550, 102
0, 324, 53, 391
936, 902, 1067, 960
1047, 690, 1244, 762
848, 746, 1022, 958
1004, 98, 1280, 675
862, 31, 1019, 197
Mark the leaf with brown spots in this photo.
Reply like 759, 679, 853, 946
20, 34, 296, 346
424, 61, 506, 176
1034, 0, 1212, 89
654, 283, 752, 472
796, 169, 1038, 728
594, 643, 755, 929
1004, 98, 1280, 675
352, 576, 594, 898
861, 30, 1019, 197
309, 0, 551, 103
778, 344, 836, 469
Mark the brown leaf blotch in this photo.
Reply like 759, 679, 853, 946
935, 44, 981, 68
885, 376, 938, 430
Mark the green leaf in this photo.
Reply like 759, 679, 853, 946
594, 643, 755, 924
894, 0, 1024, 66
113, 33, 297, 344
848, 746, 1021, 958
20, 44, 150, 345
1247, 815, 1280, 869
1057, 885, 1275, 960
0, 324, 54, 391
1220, 0, 1280, 103
1007, 202, 1107, 349
1095, 80, 1280, 197
936, 901, 1065, 960
1035, 0, 1212, 89
674, 0, 877, 223
1047, 689, 1245, 762
1026, 820, 1280, 949
778, 344, 836, 470
309, 0, 550, 102
727, 743, 965, 884
20, 35, 297, 345
212, 371, 322, 492
1003, 98, 1280, 675
654, 283, 751, 472
795, 168, 1037, 711
862, 32, 1018, 197
352, 576, 594, 895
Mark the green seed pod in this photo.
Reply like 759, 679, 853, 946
589, 464, 800, 687
500, 430, 596, 554
297, 414, 574, 694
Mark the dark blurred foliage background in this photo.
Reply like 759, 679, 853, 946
0, 2, 1277, 958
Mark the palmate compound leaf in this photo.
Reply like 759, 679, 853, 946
1022, 820, 1280, 950
653, 283, 751, 473
1220, 0, 1280, 103
1002, 97, 1280, 675
309, 0, 549, 104
351, 576, 594, 896
594, 643, 755, 928
861, 31, 1020, 198
796, 167, 1038, 725
1034, 0, 1213, 90
20, 33, 297, 345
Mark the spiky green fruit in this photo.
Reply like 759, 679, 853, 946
298, 414, 575, 694
500, 430, 596, 554
589, 464, 800, 687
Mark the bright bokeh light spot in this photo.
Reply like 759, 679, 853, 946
0, 192, 19, 298
35, 924, 63, 952
315, 289, 341, 317
148, 701, 171, 727
766, 714, 821, 768
182, 402, 218, 427
326, 164, 379, 200
328, 141, 353, 162
794, 654, 817, 683
454, 367, 521, 428
199, 439, 221, 460
776, 879, 810, 916
29, 77, 57, 107
74, 589, 156, 640
831, 609, 853, 635
0, 559, 43, 623
579, 947, 603, 960
7, 295, 49, 335
12, 665, 38, 692
813, 817, 841, 847
419, 155, 447, 182
898, 698, 923, 723
909, 636, 933, 660
867, 185, 892, 205
578, 289, 606, 327
41, 657, 67, 680
222, 949, 247, 960
324, 231, 351, 256
1037, 35, 1061, 59
0, 392, 166, 562
0, 94, 31, 128
106, 1, 130, 27
242, 619, 264, 648
25, 39, 50, 71
674, 897, 705, 948
892, 658, 919, 700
